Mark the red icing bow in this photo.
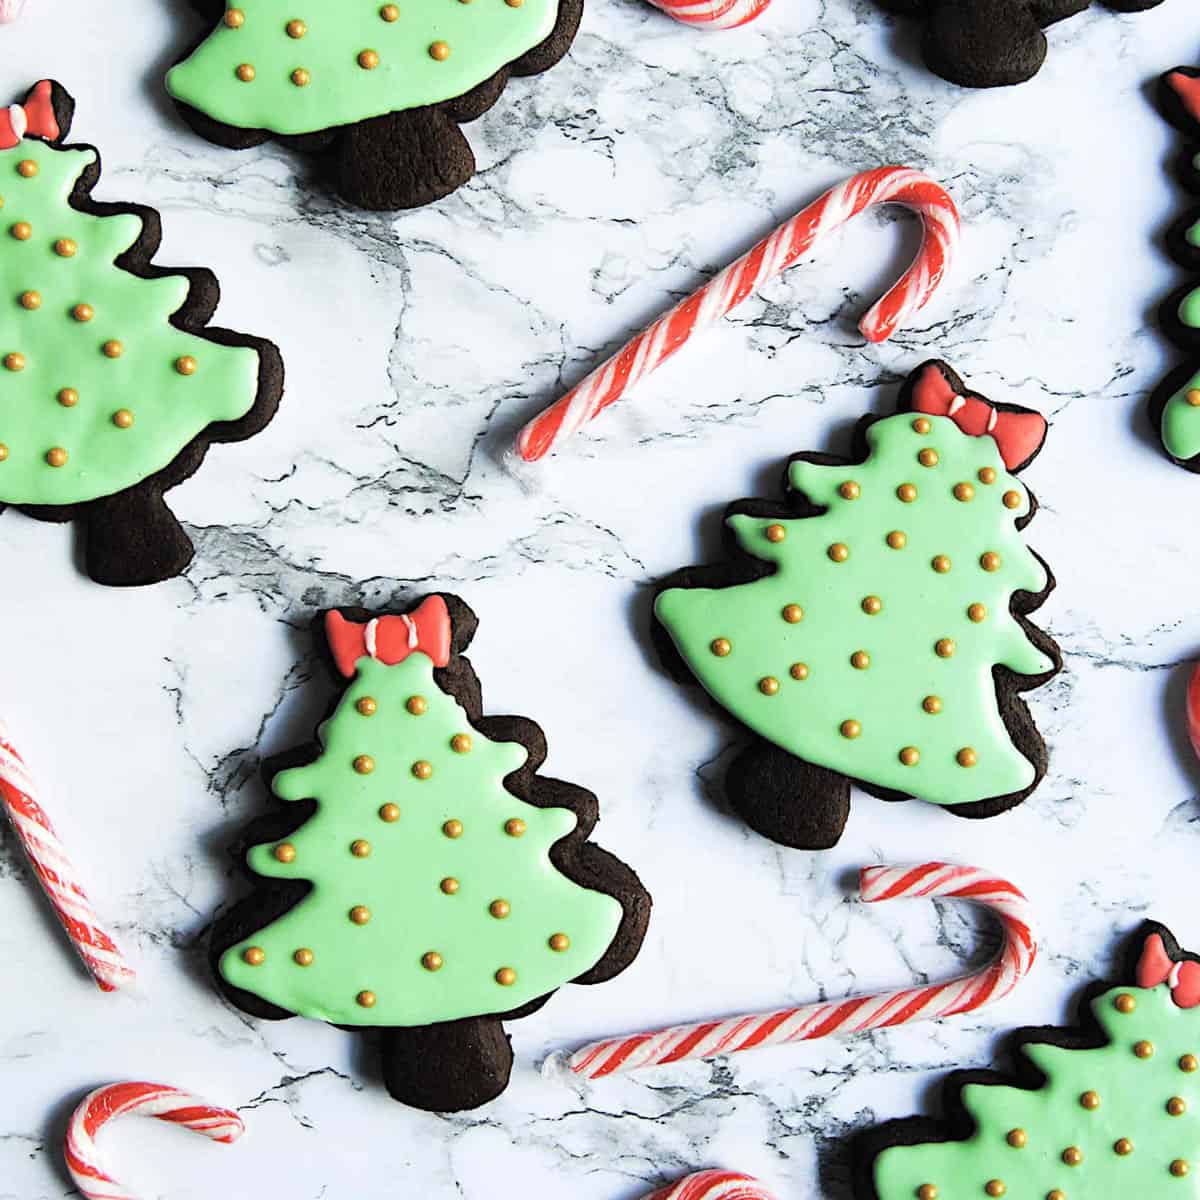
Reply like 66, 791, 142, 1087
1136, 932, 1200, 1009
911, 364, 1047, 471
0, 81, 58, 152
325, 596, 452, 678
1169, 71, 1200, 125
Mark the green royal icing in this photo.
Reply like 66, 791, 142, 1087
0, 139, 260, 507
166, 0, 559, 137
1179, 287, 1200, 330
1186, 221, 1200, 251
1162, 368, 1200, 463
220, 652, 623, 1027
874, 983, 1200, 1200
655, 414, 1053, 807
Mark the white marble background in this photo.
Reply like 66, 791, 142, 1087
1, 0, 1199, 1197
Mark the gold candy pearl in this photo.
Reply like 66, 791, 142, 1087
918, 448, 939, 468
899, 746, 920, 766
957, 747, 977, 768
923, 695, 943, 714
72, 303, 94, 322
1006, 1129, 1027, 1149
932, 554, 952, 573
412, 760, 433, 780
286, 18, 307, 37
440, 877, 460, 895
429, 40, 450, 61
1134, 1040, 1155, 1059
489, 899, 511, 919
1080, 1090, 1101, 1110
236, 63, 256, 82
862, 595, 882, 615
350, 839, 371, 858
897, 483, 918, 503
1172, 1160, 1191, 1178
758, 676, 780, 696
978, 467, 997, 485
349, 905, 371, 925
451, 733, 472, 753
10, 222, 31, 240
358, 49, 381, 69
968, 603, 987, 623
112, 409, 134, 429
102, 340, 122, 359
981, 552, 1001, 572
839, 481, 861, 500
1181, 1054, 1199, 1072
175, 355, 198, 376
782, 604, 804, 624
16, 159, 38, 178
1046, 1192, 1065, 1200
549, 933, 570, 952
356, 989, 377, 1008
1003, 490, 1022, 510
293, 948, 314, 966
0, 443, 8, 462
1169, 1097, 1187, 1116
710, 637, 732, 657
273, 842, 297, 863
58, 388, 78, 407
380, 3, 400, 19
19, 290, 40, 309
828, 542, 850, 562
912, 417, 932, 435
291, 68, 311, 87
422, 951, 444, 971
54, 237, 77, 257
242, 946, 266, 965
379, 803, 400, 822
224, 8, 245, 26
985, 1181, 1006, 1197
953, 482, 975, 502
840, 719, 861, 739
356, 697, 378, 716
851, 651, 870, 670
495, 967, 517, 986
887, 531, 907, 549
443, 819, 464, 838
1114, 993, 1136, 1014
46, 447, 67, 468
353, 754, 375, 775
1114, 1139, 1133, 1156
765, 523, 787, 543
505, 817, 526, 837
790, 662, 809, 681
1188, 389, 1200, 408
3, 352, 25, 371
506, 0, 524, 6
917, 1186, 938, 1200
935, 638, 956, 658
406, 695, 427, 715
1062, 1147, 1083, 1167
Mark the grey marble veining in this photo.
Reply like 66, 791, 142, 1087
2, 0, 1199, 1197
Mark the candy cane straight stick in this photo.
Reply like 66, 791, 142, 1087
1188, 664, 1200, 762
514, 165, 960, 462
545, 863, 1035, 1080
0, 722, 133, 992
65, 1082, 244, 1200
647, 0, 771, 29
646, 1172, 779, 1200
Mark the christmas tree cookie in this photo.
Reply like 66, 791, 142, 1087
858, 922, 1200, 1200
1152, 68, 1200, 472
653, 360, 1061, 850
213, 594, 651, 1112
0, 80, 283, 587
165, 0, 584, 211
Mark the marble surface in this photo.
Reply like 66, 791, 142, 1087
2, 1, 1200, 1197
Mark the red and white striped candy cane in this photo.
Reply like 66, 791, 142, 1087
0, 722, 133, 992
514, 165, 960, 462
646, 1171, 778, 1200
513, 169, 955, 463
65, 1082, 244, 1200
1188, 664, 1200, 763
546, 862, 1036, 1080
647, 0, 770, 29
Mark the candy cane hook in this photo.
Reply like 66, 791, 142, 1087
1187, 664, 1200, 763
647, 0, 771, 29
645, 1171, 779, 1200
514, 165, 960, 462
65, 1083, 244, 1200
545, 862, 1036, 1080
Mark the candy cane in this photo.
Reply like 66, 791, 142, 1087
645, 1171, 778, 1200
545, 862, 1035, 1080
0, 722, 134, 992
0, 0, 29, 23
65, 1082, 244, 1200
647, 0, 771, 29
514, 165, 960, 462
1189, 664, 1200, 763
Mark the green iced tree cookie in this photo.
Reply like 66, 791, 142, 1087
654, 360, 1060, 850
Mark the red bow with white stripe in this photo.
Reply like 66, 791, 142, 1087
0, 80, 58, 151
911, 364, 1047, 471
1137, 932, 1200, 1008
325, 596, 452, 678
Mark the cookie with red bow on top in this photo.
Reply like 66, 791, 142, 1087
652, 359, 1061, 850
